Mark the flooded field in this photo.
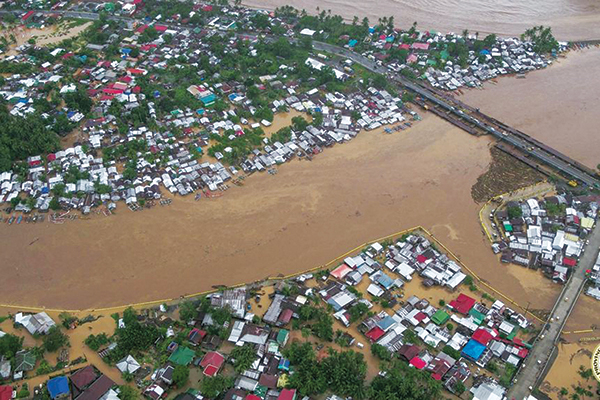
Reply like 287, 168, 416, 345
0, 113, 559, 311
462, 47, 600, 170
0, 307, 124, 391
1, 21, 92, 57
243, 0, 600, 40
542, 340, 599, 399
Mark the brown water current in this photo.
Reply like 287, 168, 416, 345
243, 0, 600, 40
462, 47, 600, 170
0, 114, 558, 310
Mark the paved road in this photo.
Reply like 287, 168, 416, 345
507, 222, 600, 400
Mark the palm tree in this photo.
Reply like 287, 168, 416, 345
462, 29, 469, 39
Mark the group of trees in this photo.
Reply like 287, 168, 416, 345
285, 342, 438, 399
0, 333, 24, 360
284, 342, 367, 397
42, 326, 69, 353
298, 304, 334, 341
369, 361, 443, 400
207, 127, 265, 166
0, 104, 61, 171
84, 333, 110, 351
109, 308, 160, 362
521, 26, 559, 54
230, 344, 257, 373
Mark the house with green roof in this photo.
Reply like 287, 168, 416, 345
168, 347, 195, 366
431, 310, 450, 325
468, 308, 486, 325
14, 350, 36, 372
276, 329, 289, 346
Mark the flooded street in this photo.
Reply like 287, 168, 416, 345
461, 47, 600, 169
243, 0, 600, 40
0, 113, 558, 311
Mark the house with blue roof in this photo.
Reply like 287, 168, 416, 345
461, 339, 486, 362
376, 315, 397, 331
47, 376, 70, 399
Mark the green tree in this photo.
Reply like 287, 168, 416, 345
0, 333, 24, 359
200, 375, 234, 398
117, 385, 138, 400
321, 349, 367, 398
178, 301, 198, 322
230, 344, 257, 373
312, 312, 334, 341
371, 343, 391, 361
172, 365, 189, 387
507, 206, 523, 219
84, 333, 109, 351
43, 326, 69, 353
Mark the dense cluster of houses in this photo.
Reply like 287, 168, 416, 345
0, 232, 539, 399
344, 25, 566, 91
327, 234, 467, 294
316, 235, 531, 395
1, 5, 422, 215
0, 0, 563, 215
492, 194, 598, 284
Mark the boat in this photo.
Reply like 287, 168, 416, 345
17, 215, 23, 224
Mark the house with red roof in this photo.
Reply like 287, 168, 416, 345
365, 326, 385, 342
330, 264, 353, 280
563, 257, 577, 267
411, 42, 430, 51
277, 389, 297, 400
409, 356, 426, 369
199, 351, 225, 377
21, 11, 35, 22
448, 294, 476, 315
471, 328, 494, 346
0, 386, 12, 400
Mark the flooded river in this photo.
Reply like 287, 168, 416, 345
243, 0, 600, 40
0, 113, 558, 311
462, 47, 600, 170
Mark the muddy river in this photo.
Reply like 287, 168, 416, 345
0, 113, 558, 311
462, 47, 600, 170
243, 0, 600, 40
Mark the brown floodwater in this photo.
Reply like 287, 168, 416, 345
542, 341, 598, 399
243, 0, 600, 40
461, 47, 600, 170
0, 113, 558, 311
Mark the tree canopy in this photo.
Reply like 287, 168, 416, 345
0, 333, 24, 359
283, 342, 367, 398
368, 360, 442, 400
230, 344, 257, 373
42, 326, 69, 353
0, 105, 60, 171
